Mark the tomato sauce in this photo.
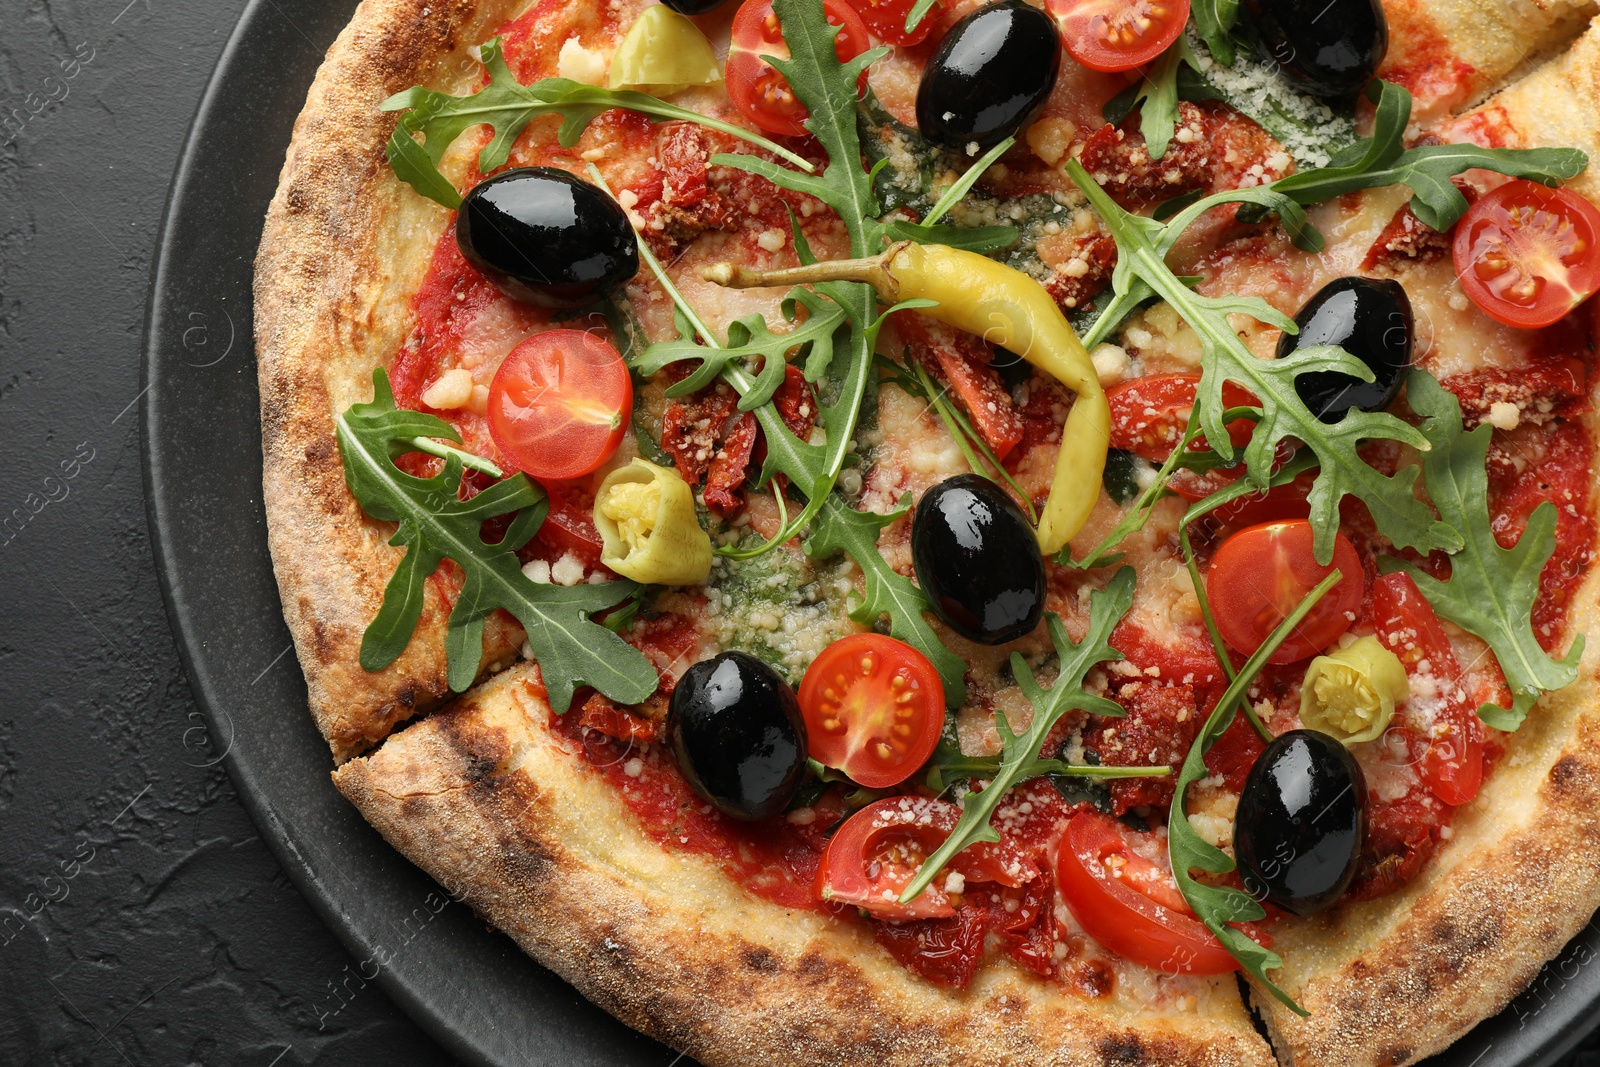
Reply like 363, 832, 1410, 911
550, 698, 841, 912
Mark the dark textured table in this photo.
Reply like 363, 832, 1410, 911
0, 0, 454, 1062
0, 1, 1596, 1065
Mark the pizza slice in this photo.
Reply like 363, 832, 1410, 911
334, 662, 1281, 1067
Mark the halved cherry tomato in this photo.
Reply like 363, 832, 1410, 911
1056, 810, 1242, 974
1206, 519, 1364, 663
1107, 373, 1258, 463
1371, 572, 1485, 805
726, 0, 871, 137
487, 330, 631, 481
1045, 0, 1191, 72
847, 0, 941, 45
816, 796, 1036, 920
798, 634, 945, 788
1453, 179, 1600, 330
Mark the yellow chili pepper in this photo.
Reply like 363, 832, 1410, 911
1300, 636, 1411, 745
606, 5, 722, 95
702, 242, 1110, 553
593, 459, 713, 585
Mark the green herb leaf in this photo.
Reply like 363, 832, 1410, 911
900, 568, 1142, 901
1068, 159, 1461, 565
714, 0, 887, 254
804, 494, 968, 705
902, 0, 940, 38
1191, 0, 1240, 64
884, 220, 1019, 254
1167, 570, 1342, 1016
1379, 372, 1585, 729
631, 287, 849, 408
336, 369, 656, 713
1248, 81, 1587, 231
382, 38, 812, 209
1101, 39, 1203, 161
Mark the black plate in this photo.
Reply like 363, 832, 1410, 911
141, 2, 1600, 1065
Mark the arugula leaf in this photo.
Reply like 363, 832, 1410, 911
1102, 39, 1211, 161
1191, 0, 1240, 64
337, 369, 657, 713
382, 38, 812, 209
900, 568, 1141, 901
804, 494, 968, 705
1167, 570, 1341, 1016
1379, 372, 1585, 729
631, 287, 848, 408
883, 220, 1018, 253
1247, 81, 1587, 231
1067, 160, 1460, 565
676, 0, 890, 553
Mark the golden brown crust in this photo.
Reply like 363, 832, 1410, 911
255, 0, 530, 762
1378, 0, 1597, 120
334, 666, 1276, 1067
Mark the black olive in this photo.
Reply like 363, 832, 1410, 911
991, 347, 1033, 392
456, 167, 638, 308
1242, 0, 1387, 98
1234, 729, 1367, 916
911, 474, 1045, 645
662, 0, 730, 12
667, 651, 808, 820
916, 0, 1061, 150
1279, 276, 1413, 423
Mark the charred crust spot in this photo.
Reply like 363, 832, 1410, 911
1549, 754, 1588, 794
1378, 1046, 1413, 1066
1097, 1033, 1148, 1067
741, 946, 779, 974
439, 715, 510, 782
1429, 913, 1501, 973
797, 952, 831, 981
397, 682, 418, 709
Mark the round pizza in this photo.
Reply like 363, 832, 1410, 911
254, 0, 1600, 1062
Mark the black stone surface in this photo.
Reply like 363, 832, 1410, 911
0, 1, 1597, 1065
0, 1, 456, 1062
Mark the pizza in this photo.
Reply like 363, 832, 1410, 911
254, 0, 1600, 1063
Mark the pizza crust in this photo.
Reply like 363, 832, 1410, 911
256, 0, 531, 762
333, 665, 1277, 1067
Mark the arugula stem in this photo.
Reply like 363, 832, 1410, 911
1178, 522, 1274, 743
406, 436, 504, 478
920, 136, 1015, 227
908, 359, 1038, 523
1074, 411, 1205, 569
